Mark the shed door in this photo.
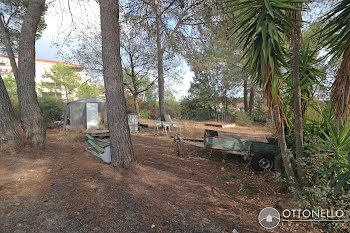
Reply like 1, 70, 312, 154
86, 103, 99, 129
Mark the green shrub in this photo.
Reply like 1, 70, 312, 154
305, 103, 350, 194
2, 74, 17, 103
288, 103, 350, 232
274, 172, 290, 193
38, 97, 66, 123
202, 150, 212, 159
125, 94, 135, 113
254, 99, 270, 122
139, 109, 152, 119
192, 108, 210, 121
240, 180, 258, 194
76, 82, 99, 99
324, 153, 350, 195
304, 98, 326, 123
219, 173, 236, 181
292, 161, 350, 232
234, 111, 253, 126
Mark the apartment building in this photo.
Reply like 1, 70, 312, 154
0, 55, 86, 100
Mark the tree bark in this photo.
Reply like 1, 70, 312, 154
130, 56, 140, 117
65, 87, 69, 102
243, 79, 248, 112
331, 47, 350, 125
0, 75, 24, 153
225, 91, 228, 116
133, 93, 140, 117
292, 28, 305, 185
155, 1, 166, 121
100, 0, 135, 168
248, 84, 255, 120
152, 0, 194, 122
0, 18, 19, 79
17, 0, 46, 149
273, 104, 299, 186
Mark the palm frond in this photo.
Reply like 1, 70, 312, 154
225, 0, 302, 126
284, 44, 325, 117
321, 0, 350, 59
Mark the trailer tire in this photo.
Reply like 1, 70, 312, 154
251, 153, 274, 171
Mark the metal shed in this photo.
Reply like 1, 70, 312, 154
65, 97, 138, 132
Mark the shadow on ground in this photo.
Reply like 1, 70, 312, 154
0, 130, 320, 233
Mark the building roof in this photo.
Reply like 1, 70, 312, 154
0, 55, 80, 67
235, 103, 245, 108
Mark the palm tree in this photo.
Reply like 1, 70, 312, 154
286, 2, 305, 185
284, 44, 325, 116
226, 0, 301, 184
321, 0, 350, 124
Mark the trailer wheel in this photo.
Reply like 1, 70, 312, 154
251, 153, 274, 171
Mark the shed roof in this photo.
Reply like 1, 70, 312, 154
68, 97, 106, 104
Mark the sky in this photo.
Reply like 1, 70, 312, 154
34, 1, 325, 102
35, 0, 194, 101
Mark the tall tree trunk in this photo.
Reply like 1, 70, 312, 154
155, 2, 166, 121
286, 3, 305, 185
225, 93, 228, 117
133, 93, 140, 117
17, 0, 46, 149
331, 47, 350, 124
130, 58, 140, 117
262, 63, 298, 187
243, 79, 248, 112
65, 87, 69, 102
100, 0, 135, 168
273, 104, 299, 186
0, 19, 19, 79
292, 27, 305, 185
0, 75, 24, 153
248, 84, 255, 120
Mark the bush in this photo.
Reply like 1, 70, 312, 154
192, 108, 211, 121
219, 173, 236, 181
2, 74, 17, 103
38, 97, 66, 123
292, 161, 350, 232
274, 172, 290, 193
240, 180, 258, 194
180, 97, 212, 121
287, 103, 350, 232
140, 109, 152, 119
254, 99, 270, 122
234, 111, 253, 126
125, 94, 135, 113
304, 98, 326, 123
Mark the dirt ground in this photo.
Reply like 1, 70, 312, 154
0, 125, 322, 232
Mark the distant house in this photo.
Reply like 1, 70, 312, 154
0, 55, 88, 100
234, 103, 245, 111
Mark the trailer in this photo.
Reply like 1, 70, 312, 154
179, 129, 279, 171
